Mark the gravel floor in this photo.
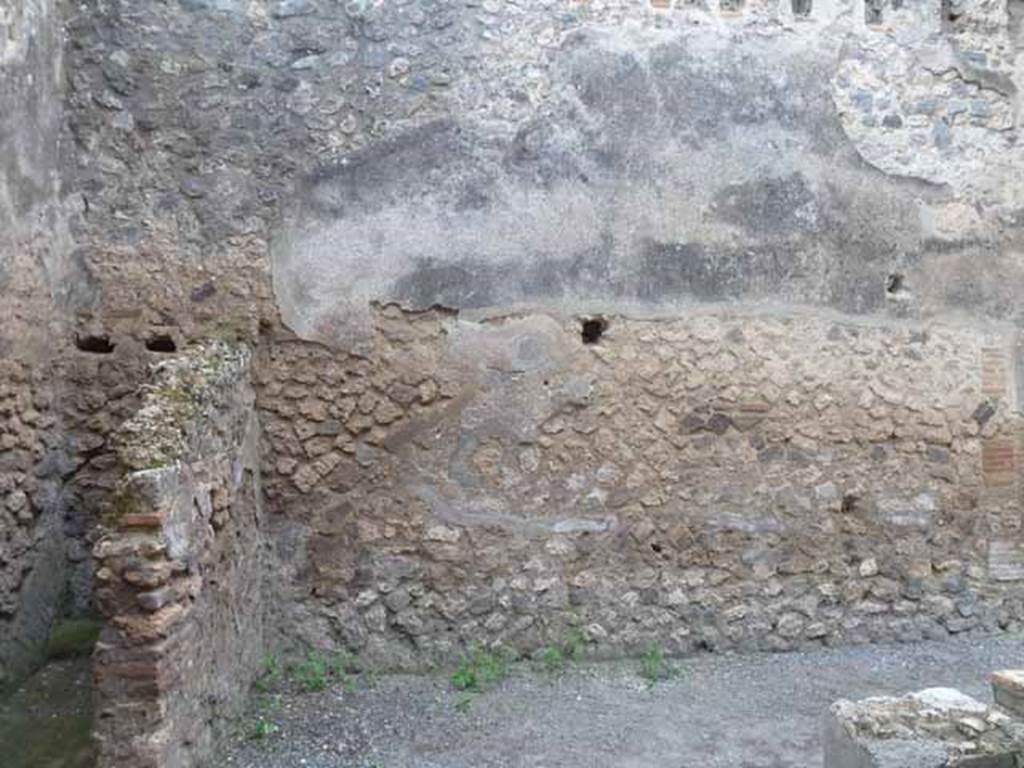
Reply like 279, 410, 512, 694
221, 635, 1024, 768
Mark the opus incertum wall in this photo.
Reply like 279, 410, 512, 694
6, 0, 1024, 747
0, 0, 1016, 762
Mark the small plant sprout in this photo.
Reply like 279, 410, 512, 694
252, 716, 278, 740
253, 653, 282, 694
640, 641, 674, 687
281, 646, 369, 694
451, 645, 512, 692
565, 624, 586, 663
542, 645, 566, 675
290, 649, 329, 692
541, 623, 588, 675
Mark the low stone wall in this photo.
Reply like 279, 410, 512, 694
92, 343, 264, 768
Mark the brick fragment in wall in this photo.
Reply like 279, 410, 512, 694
981, 348, 1008, 400
982, 437, 1017, 488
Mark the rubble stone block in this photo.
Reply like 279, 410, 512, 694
824, 688, 1024, 768
991, 671, 1024, 719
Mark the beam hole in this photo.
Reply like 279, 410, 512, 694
146, 334, 178, 353
75, 334, 115, 354
581, 317, 608, 345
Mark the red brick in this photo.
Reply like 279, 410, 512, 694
120, 514, 164, 529
981, 348, 1007, 397
983, 438, 1017, 487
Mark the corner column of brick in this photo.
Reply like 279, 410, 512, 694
92, 470, 192, 768
91, 344, 264, 768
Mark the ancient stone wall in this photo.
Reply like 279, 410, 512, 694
92, 343, 264, 768
273, 0, 1024, 347
45, 0, 1024, 677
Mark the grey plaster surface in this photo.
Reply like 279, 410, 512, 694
270, 10, 1024, 349
221, 634, 1024, 768
274, 27, 929, 347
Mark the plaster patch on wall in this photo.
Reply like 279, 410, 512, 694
272, 27, 941, 348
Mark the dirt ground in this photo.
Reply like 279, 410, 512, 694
220, 634, 1024, 768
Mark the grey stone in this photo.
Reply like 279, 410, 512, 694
5, 491, 27, 514
272, 0, 315, 18
180, 177, 207, 199
823, 689, 1020, 768
973, 402, 996, 426
932, 121, 952, 149
137, 586, 177, 612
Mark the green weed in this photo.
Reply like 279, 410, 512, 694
290, 649, 329, 692
451, 645, 511, 692
451, 659, 477, 691
540, 623, 588, 675
329, 650, 360, 678
251, 716, 279, 740
281, 647, 367, 694
565, 625, 586, 662
253, 653, 282, 694
541, 645, 566, 675
639, 641, 673, 686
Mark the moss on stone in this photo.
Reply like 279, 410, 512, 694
154, 385, 197, 408
103, 485, 144, 525
115, 341, 250, 471
205, 318, 252, 344
45, 619, 102, 659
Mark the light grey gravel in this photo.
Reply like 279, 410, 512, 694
220, 635, 1024, 768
